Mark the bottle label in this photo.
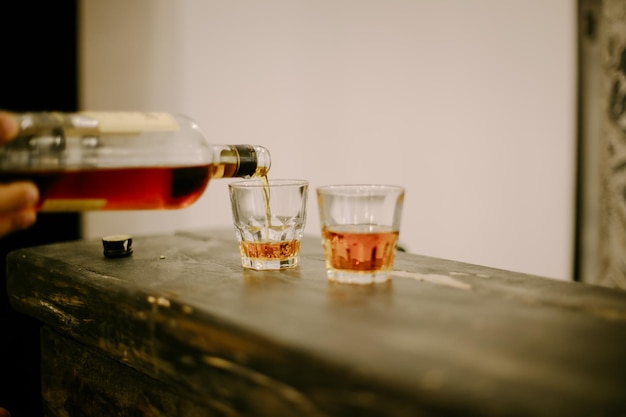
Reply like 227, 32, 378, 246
40, 199, 108, 211
79, 112, 180, 134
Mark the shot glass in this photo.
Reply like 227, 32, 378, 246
317, 184, 405, 284
229, 179, 309, 270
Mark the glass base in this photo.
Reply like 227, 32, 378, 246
241, 255, 300, 271
326, 269, 392, 285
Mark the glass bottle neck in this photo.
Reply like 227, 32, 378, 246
211, 145, 271, 179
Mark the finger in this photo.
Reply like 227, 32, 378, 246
0, 208, 37, 238
0, 111, 19, 144
0, 182, 39, 213
0, 407, 11, 417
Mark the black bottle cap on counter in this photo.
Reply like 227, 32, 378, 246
102, 234, 133, 258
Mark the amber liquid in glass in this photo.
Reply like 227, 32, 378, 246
238, 175, 292, 261
237, 176, 304, 269
322, 225, 399, 272
0, 164, 224, 211
240, 238, 300, 260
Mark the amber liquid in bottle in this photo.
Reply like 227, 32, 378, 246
0, 163, 242, 211
0, 112, 271, 211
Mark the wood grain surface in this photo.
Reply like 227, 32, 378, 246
7, 229, 626, 417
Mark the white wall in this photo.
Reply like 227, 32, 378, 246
80, 0, 577, 280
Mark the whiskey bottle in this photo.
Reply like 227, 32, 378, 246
0, 111, 271, 211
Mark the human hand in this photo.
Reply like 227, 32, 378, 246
0, 111, 39, 237
0, 406, 10, 417
0, 110, 19, 142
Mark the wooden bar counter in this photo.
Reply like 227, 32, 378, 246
6, 228, 626, 417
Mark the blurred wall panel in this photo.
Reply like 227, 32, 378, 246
577, 0, 626, 288
80, 0, 576, 280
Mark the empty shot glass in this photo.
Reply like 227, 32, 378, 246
229, 179, 309, 270
317, 184, 405, 284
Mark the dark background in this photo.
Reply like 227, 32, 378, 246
0, 2, 81, 416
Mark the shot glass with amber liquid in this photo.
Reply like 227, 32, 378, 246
229, 179, 309, 270
317, 184, 405, 284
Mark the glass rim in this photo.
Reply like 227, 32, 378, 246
316, 184, 405, 194
229, 178, 309, 188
